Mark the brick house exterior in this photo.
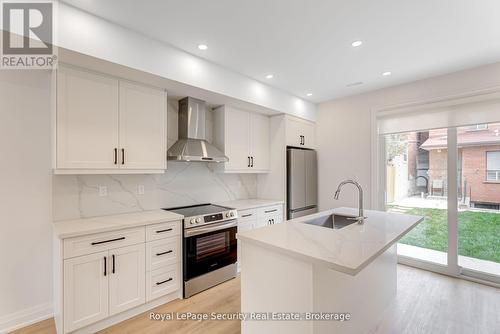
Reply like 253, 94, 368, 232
421, 124, 500, 208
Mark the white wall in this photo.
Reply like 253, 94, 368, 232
57, 3, 316, 121
317, 61, 500, 211
0, 71, 53, 332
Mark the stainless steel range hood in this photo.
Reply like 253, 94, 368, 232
167, 97, 228, 162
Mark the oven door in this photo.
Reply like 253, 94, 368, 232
184, 220, 237, 281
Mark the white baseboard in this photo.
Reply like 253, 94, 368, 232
0, 302, 53, 334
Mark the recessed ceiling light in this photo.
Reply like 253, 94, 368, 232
382, 71, 392, 76
346, 81, 363, 87
265, 74, 274, 79
198, 44, 208, 50
306, 93, 313, 97
351, 40, 363, 47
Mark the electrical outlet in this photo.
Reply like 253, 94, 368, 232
138, 184, 145, 195
98, 185, 108, 197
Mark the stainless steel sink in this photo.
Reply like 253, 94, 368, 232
302, 214, 359, 229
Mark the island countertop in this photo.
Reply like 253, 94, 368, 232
237, 207, 424, 275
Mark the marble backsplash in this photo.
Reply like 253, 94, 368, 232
52, 162, 257, 221
52, 98, 257, 221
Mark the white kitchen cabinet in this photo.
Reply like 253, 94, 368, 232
57, 220, 181, 333
55, 65, 167, 174
286, 116, 315, 149
250, 112, 270, 170
108, 244, 146, 316
63, 251, 109, 333
214, 106, 270, 173
236, 204, 283, 270
119, 81, 166, 170
56, 66, 119, 170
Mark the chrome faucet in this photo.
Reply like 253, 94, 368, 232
334, 180, 367, 224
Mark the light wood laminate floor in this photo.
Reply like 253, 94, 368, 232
11, 265, 500, 334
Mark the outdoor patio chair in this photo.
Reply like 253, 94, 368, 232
431, 179, 444, 196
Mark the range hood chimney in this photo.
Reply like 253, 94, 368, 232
167, 97, 228, 162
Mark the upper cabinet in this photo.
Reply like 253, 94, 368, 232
55, 66, 167, 174
214, 106, 270, 173
285, 116, 315, 149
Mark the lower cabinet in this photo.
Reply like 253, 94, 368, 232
63, 251, 109, 332
108, 244, 146, 316
60, 221, 181, 333
236, 204, 283, 270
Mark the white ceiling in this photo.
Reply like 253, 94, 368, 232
62, 0, 500, 103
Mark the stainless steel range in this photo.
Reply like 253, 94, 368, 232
164, 204, 238, 298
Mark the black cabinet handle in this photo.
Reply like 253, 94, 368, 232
303, 136, 305, 145
91, 236, 125, 246
104, 256, 107, 276
251, 156, 254, 167
247, 156, 250, 167
242, 214, 252, 218
265, 209, 277, 213
112, 254, 115, 274
121, 148, 125, 165
114, 148, 118, 165
155, 228, 173, 234
272, 219, 275, 224
156, 250, 173, 256
156, 278, 173, 286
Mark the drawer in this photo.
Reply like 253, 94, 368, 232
146, 236, 180, 271
146, 220, 181, 242
258, 205, 283, 217
146, 264, 179, 302
63, 227, 145, 259
237, 209, 258, 222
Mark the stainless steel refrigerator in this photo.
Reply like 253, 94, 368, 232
287, 148, 318, 219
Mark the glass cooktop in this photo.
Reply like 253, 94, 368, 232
163, 204, 232, 217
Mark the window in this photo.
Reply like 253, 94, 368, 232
467, 124, 488, 131
486, 151, 500, 181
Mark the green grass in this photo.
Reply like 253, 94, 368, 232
394, 207, 500, 263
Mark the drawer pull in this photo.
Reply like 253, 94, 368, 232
241, 214, 252, 218
156, 250, 173, 257
265, 209, 278, 213
156, 278, 173, 285
91, 236, 125, 246
104, 256, 107, 276
156, 228, 173, 234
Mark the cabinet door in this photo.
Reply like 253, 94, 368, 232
302, 122, 316, 149
250, 112, 270, 171
57, 67, 119, 169
108, 244, 146, 316
285, 117, 303, 147
225, 108, 251, 170
119, 82, 166, 170
63, 251, 109, 332
237, 220, 255, 268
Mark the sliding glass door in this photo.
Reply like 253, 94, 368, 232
456, 123, 500, 278
384, 129, 448, 266
381, 122, 500, 282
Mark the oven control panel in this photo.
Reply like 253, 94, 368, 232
185, 209, 238, 228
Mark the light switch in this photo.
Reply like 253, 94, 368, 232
138, 184, 145, 195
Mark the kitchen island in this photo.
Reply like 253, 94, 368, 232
237, 207, 424, 334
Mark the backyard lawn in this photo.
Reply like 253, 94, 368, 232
393, 207, 500, 263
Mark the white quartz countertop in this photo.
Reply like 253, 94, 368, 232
237, 207, 424, 275
53, 210, 184, 239
215, 199, 284, 211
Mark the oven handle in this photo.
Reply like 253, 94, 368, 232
184, 220, 237, 237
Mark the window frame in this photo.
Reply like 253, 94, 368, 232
486, 150, 500, 182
